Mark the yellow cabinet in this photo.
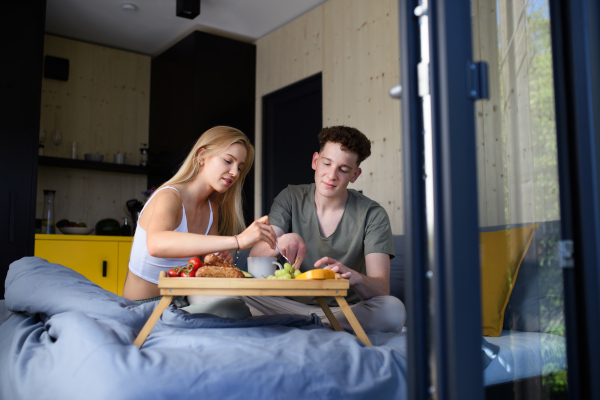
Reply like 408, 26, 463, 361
35, 234, 133, 296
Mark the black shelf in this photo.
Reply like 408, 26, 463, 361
38, 156, 147, 175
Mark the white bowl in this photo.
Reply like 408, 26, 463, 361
84, 153, 104, 162
58, 227, 95, 235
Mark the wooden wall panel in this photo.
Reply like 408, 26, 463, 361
500, 0, 536, 225
472, 0, 508, 227
472, 0, 559, 226
36, 167, 146, 231
255, 0, 403, 233
41, 35, 150, 162
38, 35, 150, 230
254, 11, 323, 222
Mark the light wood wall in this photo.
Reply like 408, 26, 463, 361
471, 0, 560, 226
36, 167, 146, 230
254, 0, 403, 233
37, 35, 150, 229
40, 34, 150, 161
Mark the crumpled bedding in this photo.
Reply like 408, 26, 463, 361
0, 257, 407, 400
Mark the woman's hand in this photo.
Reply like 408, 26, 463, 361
236, 215, 276, 250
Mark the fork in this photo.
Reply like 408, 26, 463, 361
275, 239, 292, 265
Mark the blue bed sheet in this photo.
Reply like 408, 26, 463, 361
0, 257, 407, 400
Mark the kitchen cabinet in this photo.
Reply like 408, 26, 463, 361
0, 1, 46, 298
149, 31, 256, 225
34, 234, 132, 296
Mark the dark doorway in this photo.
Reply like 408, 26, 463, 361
262, 73, 322, 215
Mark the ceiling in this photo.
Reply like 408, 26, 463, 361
45, 0, 329, 57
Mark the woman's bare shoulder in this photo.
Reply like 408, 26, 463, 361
140, 188, 183, 230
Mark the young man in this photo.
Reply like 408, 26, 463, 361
247, 126, 406, 333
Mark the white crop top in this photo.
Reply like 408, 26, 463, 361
128, 186, 213, 284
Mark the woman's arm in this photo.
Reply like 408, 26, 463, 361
145, 191, 275, 258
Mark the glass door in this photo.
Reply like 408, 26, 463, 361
471, 0, 567, 398
399, 0, 600, 399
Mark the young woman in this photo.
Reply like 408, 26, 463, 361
123, 126, 276, 302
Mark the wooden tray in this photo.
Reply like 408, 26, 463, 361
133, 271, 371, 348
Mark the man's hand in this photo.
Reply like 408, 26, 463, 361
216, 251, 234, 264
314, 257, 363, 286
277, 233, 307, 269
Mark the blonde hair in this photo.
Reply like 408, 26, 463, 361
159, 126, 254, 237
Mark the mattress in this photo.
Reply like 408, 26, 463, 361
484, 330, 567, 386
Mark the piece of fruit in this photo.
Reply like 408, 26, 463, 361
180, 267, 195, 278
95, 218, 121, 236
56, 219, 70, 228
295, 269, 335, 280
242, 271, 253, 278
293, 269, 301, 277
77, 222, 87, 227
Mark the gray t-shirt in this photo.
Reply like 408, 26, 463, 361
269, 183, 395, 305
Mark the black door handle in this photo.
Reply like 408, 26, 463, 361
102, 261, 107, 277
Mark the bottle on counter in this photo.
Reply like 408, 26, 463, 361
41, 190, 56, 234
140, 143, 148, 167
121, 217, 132, 236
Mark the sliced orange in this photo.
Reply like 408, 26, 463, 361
294, 269, 335, 280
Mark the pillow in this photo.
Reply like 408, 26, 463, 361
480, 224, 538, 337
502, 220, 564, 334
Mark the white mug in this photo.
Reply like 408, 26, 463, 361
247, 257, 283, 279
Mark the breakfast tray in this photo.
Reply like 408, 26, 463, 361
133, 271, 372, 347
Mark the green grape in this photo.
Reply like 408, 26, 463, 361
283, 273, 292, 279
267, 275, 275, 279
283, 263, 292, 270
293, 269, 301, 277
274, 269, 283, 277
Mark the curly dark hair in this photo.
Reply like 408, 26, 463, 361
318, 126, 372, 165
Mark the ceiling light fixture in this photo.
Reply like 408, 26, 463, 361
176, 0, 200, 19
121, 3, 137, 12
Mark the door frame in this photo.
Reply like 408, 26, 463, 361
399, 1, 430, 399
400, 0, 485, 398
549, 1, 600, 398
427, 0, 485, 398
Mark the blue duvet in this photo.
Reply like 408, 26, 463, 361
0, 257, 407, 400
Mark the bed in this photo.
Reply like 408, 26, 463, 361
1, 257, 408, 400
0, 221, 566, 399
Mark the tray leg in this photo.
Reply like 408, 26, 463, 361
334, 297, 372, 346
133, 295, 173, 348
315, 296, 344, 331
